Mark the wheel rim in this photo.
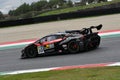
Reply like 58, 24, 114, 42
29, 49, 34, 57
26, 47, 37, 58
68, 41, 79, 53
86, 38, 100, 50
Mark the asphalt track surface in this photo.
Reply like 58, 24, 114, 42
0, 37, 120, 72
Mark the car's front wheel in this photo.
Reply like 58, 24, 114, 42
25, 45, 38, 58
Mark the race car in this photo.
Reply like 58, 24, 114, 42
21, 24, 102, 59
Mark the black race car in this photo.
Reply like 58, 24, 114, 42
21, 24, 102, 59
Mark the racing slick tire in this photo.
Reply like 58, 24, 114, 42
85, 36, 100, 51
67, 41, 80, 53
25, 45, 38, 58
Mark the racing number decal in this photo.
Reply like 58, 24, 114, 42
38, 46, 45, 54
37, 43, 54, 54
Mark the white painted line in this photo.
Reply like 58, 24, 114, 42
1, 67, 58, 75
0, 41, 34, 48
99, 31, 120, 36
0, 62, 120, 75
107, 62, 120, 66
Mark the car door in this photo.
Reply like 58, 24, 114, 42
37, 35, 63, 54
37, 36, 47, 54
37, 35, 56, 54
43, 36, 55, 51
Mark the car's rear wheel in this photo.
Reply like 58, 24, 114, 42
68, 41, 80, 53
25, 45, 38, 58
85, 36, 100, 50
92, 36, 100, 49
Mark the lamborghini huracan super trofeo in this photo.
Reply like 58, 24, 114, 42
21, 24, 102, 59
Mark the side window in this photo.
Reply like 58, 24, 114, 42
40, 37, 47, 43
56, 35, 63, 39
39, 35, 63, 43
47, 36, 56, 41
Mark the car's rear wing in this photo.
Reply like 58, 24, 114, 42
88, 24, 102, 34
90, 24, 102, 30
65, 24, 102, 34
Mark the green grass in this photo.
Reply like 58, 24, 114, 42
0, 66, 120, 80
39, 0, 120, 17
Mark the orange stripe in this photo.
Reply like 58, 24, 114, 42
43, 38, 62, 45
53, 63, 113, 70
34, 38, 62, 46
